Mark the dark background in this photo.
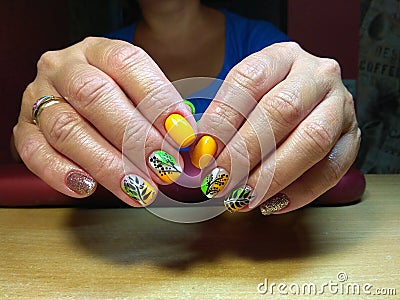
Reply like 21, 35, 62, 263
0, 0, 359, 164
67, 0, 288, 42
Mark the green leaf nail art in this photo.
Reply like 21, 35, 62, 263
121, 175, 156, 205
201, 168, 229, 198
224, 186, 255, 212
149, 151, 182, 183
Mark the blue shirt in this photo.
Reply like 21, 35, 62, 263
107, 9, 289, 114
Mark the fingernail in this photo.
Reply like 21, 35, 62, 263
183, 99, 196, 115
201, 167, 229, 198
224, 185, 255, 212
66, 171, 96, 195
260, 193, 290, 215
148, 150, 182, 183
191, 135, 217, 169
165, 114, 195, 148
121, 174, 156, 205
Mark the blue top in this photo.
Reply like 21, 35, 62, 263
107, 9, 289, 114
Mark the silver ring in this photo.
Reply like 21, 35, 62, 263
32, 96, 66, 127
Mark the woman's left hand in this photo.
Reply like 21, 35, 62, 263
193, 42, 361, 214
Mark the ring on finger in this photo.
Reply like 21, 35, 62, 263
32, 95, 66, 127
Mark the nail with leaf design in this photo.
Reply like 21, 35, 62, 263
201, 167, 229, 199
148, 150, 182, 184
224, 185, 255, 212
121, 174, 156, 206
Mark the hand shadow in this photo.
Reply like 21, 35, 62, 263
66, 206, 313, 272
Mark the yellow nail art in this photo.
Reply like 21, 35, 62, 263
191, 135, 217, 169
121, 174, 156, 206
224, 185, 255, 212
148, 150, 182, 184
165, 114, 195, 148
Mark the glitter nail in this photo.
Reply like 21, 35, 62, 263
260, 193, 290, 215
66, 172, 96, 195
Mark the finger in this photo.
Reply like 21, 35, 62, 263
35, 97, 159, 207
227, 90, 358, 212
197, 42, 345, 198
83, 37, 196, 147
195, 42, 298, 159
196, 42, 329, 152
257, 126, 361, 215
250, 89, 357, 207
29, 38, 194, 150
13, 120, 97, 199
22, 77, 160, 206
22, 62, 184, 186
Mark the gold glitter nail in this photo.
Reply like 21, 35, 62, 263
66, 172, 96, 195
260, 193, 289, 215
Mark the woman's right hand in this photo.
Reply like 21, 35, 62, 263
13, 37, 197, 206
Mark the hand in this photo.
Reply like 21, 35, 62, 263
194, 42, 361, 214
13, 37, 197, 206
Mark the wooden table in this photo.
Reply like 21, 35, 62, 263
0, 175, 399, 299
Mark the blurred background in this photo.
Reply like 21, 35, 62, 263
4, 1, 393, 174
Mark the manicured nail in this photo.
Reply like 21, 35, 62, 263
224, 185, 255, 212
191, 135, 217, 169
260, 193, 290, 215
183, 99, 196, 115
121, 174, 156, 205
164, 114, 195, 148
148, 150, 182, 183
201, 167, 229, 198
66, 171, 96, 195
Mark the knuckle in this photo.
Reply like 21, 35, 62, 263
228, 57, 269, 96
68, 70, 112, 109
317, 57, 342, 77
267, 41, 302, 59
203, 104, 240, 139
356, 127, 362, 145
23, 82, 36, 101
106, 43, 147, 73
276, 41, 302, 53
81, 36, 98, 46
342, 92, 355, 116
104, 43, 167, 101
300, 120, 336, 158
47, 110, 82, 147
344, 89, 354, 103
265, 89, 303, 128
37, 50, 61, 72
227, 139, 252, 168
139, 85, 175, 117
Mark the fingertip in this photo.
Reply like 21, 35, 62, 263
148, 150, 183, 184
191, 135, 218, 169
65, 171, 97, 197
164, 113, 196, 148
120, 174, 157, 207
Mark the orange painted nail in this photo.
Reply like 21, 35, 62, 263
191, 135, 217, 169
165, 114, 195, 148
